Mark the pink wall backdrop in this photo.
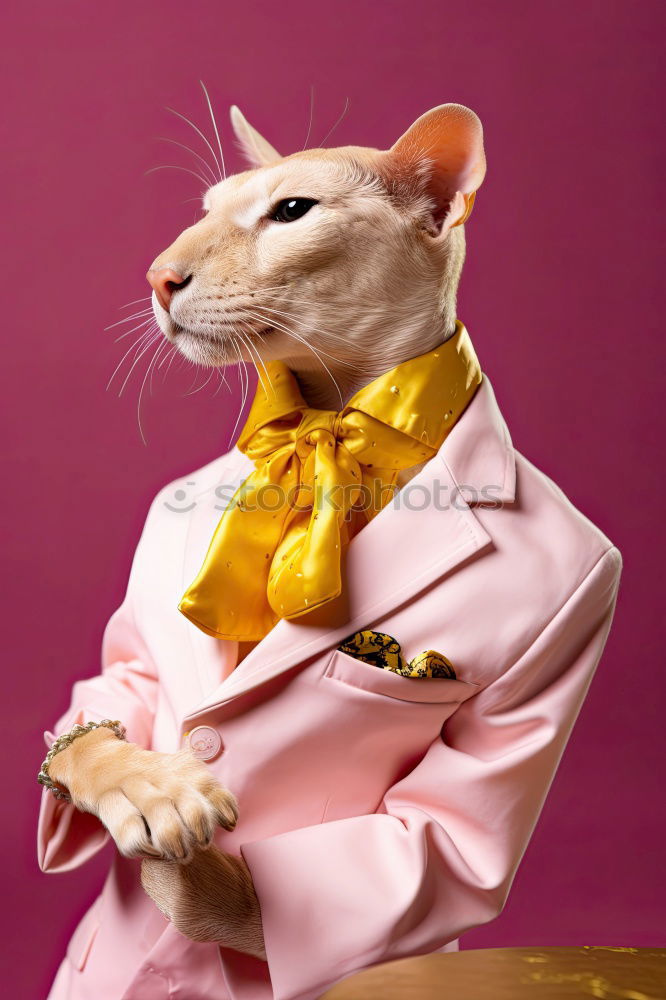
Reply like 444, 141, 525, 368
2, 1, 663, 995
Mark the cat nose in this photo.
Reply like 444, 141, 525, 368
146, 267, 191, 312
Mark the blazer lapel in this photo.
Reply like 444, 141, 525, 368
182, 377, 514, 725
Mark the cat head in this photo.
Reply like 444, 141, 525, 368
147, 103, 486, 393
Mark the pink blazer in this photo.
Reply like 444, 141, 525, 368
37, 377, 622, 1000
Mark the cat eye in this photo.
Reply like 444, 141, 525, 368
270, 198, 318, 223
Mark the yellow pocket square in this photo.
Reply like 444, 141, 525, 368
338, 630, 456, 679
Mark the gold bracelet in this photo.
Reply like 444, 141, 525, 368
38, 719, 127, 802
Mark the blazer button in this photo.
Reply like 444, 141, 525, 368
186, 726, 223, 761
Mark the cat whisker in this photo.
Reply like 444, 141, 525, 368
118, 295, 152, 311
114, 316, 158, 344
318, 96, 350, 148
145, 164, 211, 189
183, 362, 203, 396
185, 365, 216, 396
200, 80, 226, 182
183, 351, 207, 397
149, 338, 171, 396
166, 105, 223, 183
137, 338, 169, 444
224, 285, 396, 321
233, 325, 274, 397
204, 282, 381, 314
118, 330, 163, 398
159, 344, 180, 378
105, 308, 155, 333
229, 337, 250, 444
246, 305, 354, 369
243, 309, 344, 407
155, 136, 218, 188
107, 326, 160, 391
247, 286, 405, 317
249, 303, 357, 362
213, 366, 230, 398
302, 84, 315, 151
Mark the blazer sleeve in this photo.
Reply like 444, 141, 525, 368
240, 545, 622, 1000
36, 501, 160, 874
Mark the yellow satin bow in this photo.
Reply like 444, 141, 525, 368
179, 320, 482, 641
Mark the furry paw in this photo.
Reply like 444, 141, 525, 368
140, 846, 266, 959
50, 728, 239, 861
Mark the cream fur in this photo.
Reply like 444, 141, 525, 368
148, 103, 485, 410
48, 725, 238, 861
140, 845, 266, 959
53, 102, 486, 956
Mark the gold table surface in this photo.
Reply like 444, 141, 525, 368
319, 946, 666, 999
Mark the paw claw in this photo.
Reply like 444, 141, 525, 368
203, 785, 239, 830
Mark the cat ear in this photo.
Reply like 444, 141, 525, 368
229, 106, 282, 167
388, 104, 486, 235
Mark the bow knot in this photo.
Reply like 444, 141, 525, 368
294, 410, 340, 461
179, 321, 483, 640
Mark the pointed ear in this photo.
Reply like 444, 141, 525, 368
229, 106, 282, 168
388, 104, 486, 235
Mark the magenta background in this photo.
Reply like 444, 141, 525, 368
2, 1, 664, 995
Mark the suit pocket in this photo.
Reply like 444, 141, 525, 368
323, 648, 479, 704
66, 895, 103, 972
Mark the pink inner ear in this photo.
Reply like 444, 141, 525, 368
430, 189, 468, 235
379, 150, 470, 236
390, 104, 486, 202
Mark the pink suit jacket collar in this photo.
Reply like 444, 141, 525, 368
182, 376, 515, 726
442, 375, 516, 506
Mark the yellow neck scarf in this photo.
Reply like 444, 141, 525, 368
179, 320, 482, 641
